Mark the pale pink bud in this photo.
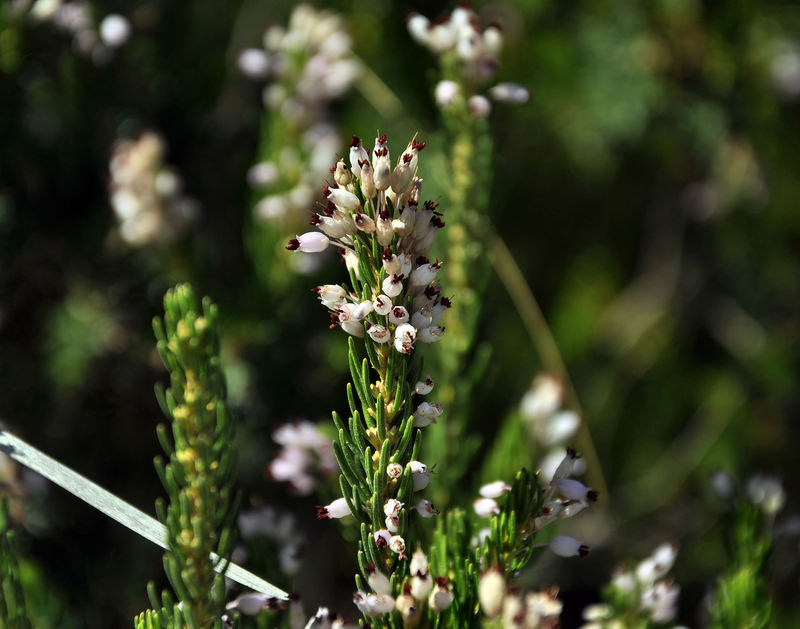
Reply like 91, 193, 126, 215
406, 13, 430, 45
429, 578, 453, 612
395, 323, 417, 344
316, 497, 351, 519
410, 546, 429, 576
479, 481, 511, 498
366, 562, 392, 595
340, 318, 364, 338
555, 479, 599, 503
468, 95, 492, 118
411, 572, 433, 601
286, 232, 330, 253
386, 514, 400, 532
479, 568, 506, 618
549, 535, 589, 557
435, 80, 460, 106
473, 498, 500, 518
489, 82, 530, 104
354, 213, 376, 233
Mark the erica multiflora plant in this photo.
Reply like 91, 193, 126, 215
276, 133, 596, 628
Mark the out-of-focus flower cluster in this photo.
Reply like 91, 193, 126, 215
241, 4, 360, 239
407, 5, 528, 118
518, 374, 585, 485
237, 506, 305, 577
108, 131, 197, 247
581, 543, 684, 628
267, 421, 338, 495
19, 0, 130, 65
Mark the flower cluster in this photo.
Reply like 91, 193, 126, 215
289, 134, 449, 355
267, 421, 338, 495
478, 568, 562, 629
581, 543, 682, 628
241, 4, 360, 238
108, 131, 197, 247
353, 547, 453, 621
26, 1, 130, 65
407, 5, 529, 117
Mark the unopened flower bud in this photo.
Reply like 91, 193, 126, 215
489, 82, 530, 104
324, 187, 361, 212
333, 158, 352, 187
473, 497, 500, 518
395, 590, 421, 626
555, 479, 598, 503
429, 578, 453, 612
225, 593, 283, 615
286, 232, 329, 253
479, 568, 506, 618
316, 497, 351, 519
468, 95, 492, 118
366, 562, 392, 595
409, 546, 429, 577
479, 480, 511, 498
435, 80, 460, 106
549, 535, 589, 557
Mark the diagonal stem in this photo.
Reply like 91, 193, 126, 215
488, 235, 609, 505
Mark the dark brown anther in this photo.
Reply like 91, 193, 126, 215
351, 135, 361, 147
382, 247, 393, 260
286, 238, 300, 251
412, 140, 426, 151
